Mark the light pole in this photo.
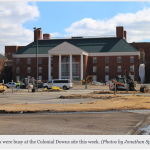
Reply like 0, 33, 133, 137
33, 27, 41, 91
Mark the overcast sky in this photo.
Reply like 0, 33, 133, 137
0, 1, 150, 54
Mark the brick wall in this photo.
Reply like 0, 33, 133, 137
12, 54, 139, 82
13, 57, 48, 82
5, 46, 25, 60
88, 55, 139, 82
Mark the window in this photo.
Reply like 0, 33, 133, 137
16, 67, 20, 73
118, 75, 121, 78
63, 57, 75, 62
105, 57, 109, 63
130, 75, 134, 80
130, 65, 134, 72
105, 66, 109, 72
39, 67, 42, 73
93, 66, 97, 72
118, 66, 121, 72
27, 67, 31, 73
93, 75, 97, 81
105, 75, 109, 82
53, 80, 69, 83
27, 58, 31, 64
51, 57, 53, 64
93, 57, 97, 63
38, 76, 42, 81
38, 58, 42, 64
130, 57, 134, 63
16, 59, 20, 65
16, 76, 20, 82
117, 57, 121, 63
51, 67, 53, 73
27, 76, 31, 79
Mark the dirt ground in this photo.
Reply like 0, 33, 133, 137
0, 91, 150, 113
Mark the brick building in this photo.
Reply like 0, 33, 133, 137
5, 26, 140, 83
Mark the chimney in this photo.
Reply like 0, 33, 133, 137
124, 30, 127, 41
116, 26, 127, 41
116, 26, 124, 39
34, 28, 42, 41
43, 33, 50, 39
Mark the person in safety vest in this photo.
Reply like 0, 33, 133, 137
16, 81, 20, 91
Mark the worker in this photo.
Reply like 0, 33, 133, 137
16, 80, 20, 91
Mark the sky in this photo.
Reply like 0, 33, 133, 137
0, 1, 150, 54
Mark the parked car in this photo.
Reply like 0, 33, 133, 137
5, 82, 16, 88
43, 79, 73, 90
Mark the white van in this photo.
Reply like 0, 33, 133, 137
43, 79, 73, 90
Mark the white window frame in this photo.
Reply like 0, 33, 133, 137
38, 76, 42, 81
16, 76, 20, 82
130, 56, 134, 63
27, 76, 31, 79
117, 57, 121, 63
117, 66, 121, 72
16, 67, 20, 73
39, 67, 42, 73
105, 75, 109, 82
130, 75, 134, 80
38, 58, 42, 64
27, 67, 31, 73
51, 57, 53, 64
16, 59, 20, 65
105, 57, 109, 63
130, 65, 134, 72
93, 66, 97, 72
105, 66, 109, 72
118, 75, 121, 78
27, 58, 31, 64
93, 57, 97, 63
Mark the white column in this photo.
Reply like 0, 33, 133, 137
59, 54, 61, 79
81, 54, 83, 80
70, 54, 72, 81
48, 55, 51, 81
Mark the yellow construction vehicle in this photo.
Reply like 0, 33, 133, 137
81, 76, 94, 84
0, 83, 7, 93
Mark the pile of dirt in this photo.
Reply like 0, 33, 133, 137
59, 94, 119, 99
91, 90, 143, 94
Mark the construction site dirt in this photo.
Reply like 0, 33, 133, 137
0, 84, 150, 114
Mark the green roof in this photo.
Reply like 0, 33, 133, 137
0, 54, 7, 59
14, 37, 138, 55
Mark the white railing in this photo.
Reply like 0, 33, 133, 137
40, 35, 116, 40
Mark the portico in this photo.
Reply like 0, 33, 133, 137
48, 41, 88, 81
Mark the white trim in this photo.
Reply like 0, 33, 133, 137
59, 55, 61, 79
81, 54, 83, 80
13, 51, 139, 58
48, 55, 51, 81
12, 54, 48, 58
48, 42, 89, 55
70, 54, 72, 80
89, 52, 139, 56
82, 52, 88, 56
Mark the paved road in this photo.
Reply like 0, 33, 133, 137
0, 110, 150, 135
0, 89, 99, 104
